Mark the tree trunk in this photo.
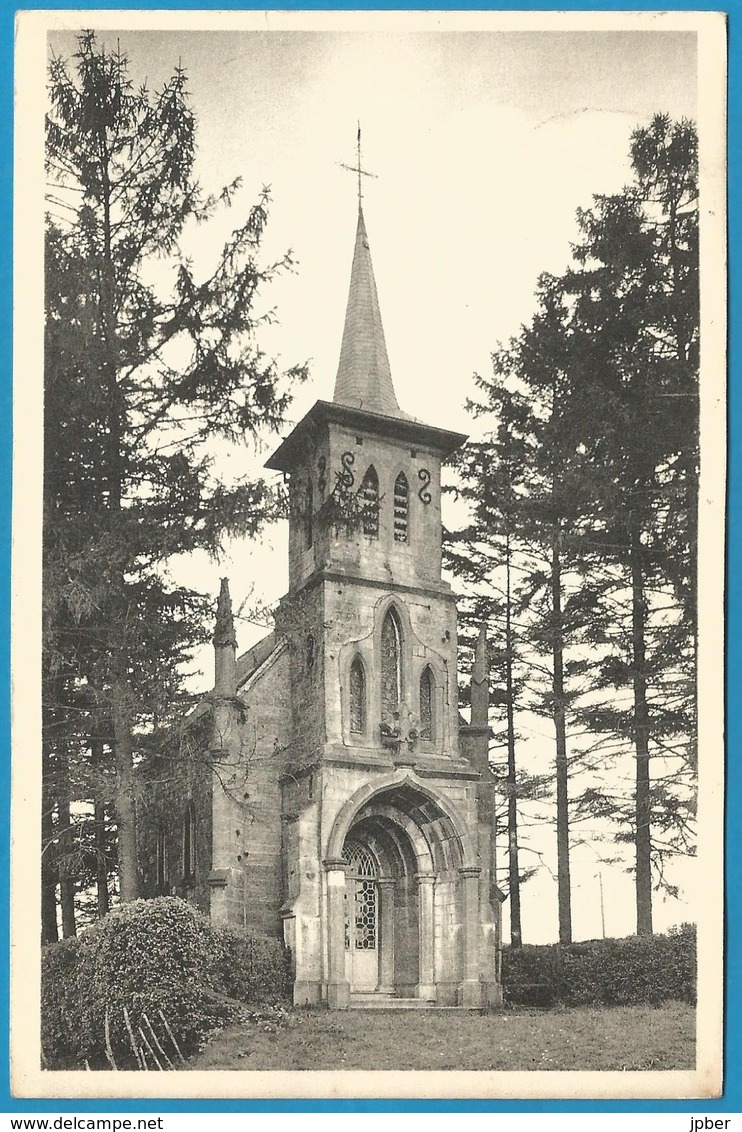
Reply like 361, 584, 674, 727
56, 733, 77, 938
504, 537, 522, 947
552, 528, 572, 944
631, 516, 653, 936
100, 146, 139, 904
111, 670, 140, 902
95, 798, 110, 916
41, 735, 59, 945
91, 735, 110, 918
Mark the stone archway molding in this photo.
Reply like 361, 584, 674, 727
325, 767, 477, 869
350, 803, 435, 874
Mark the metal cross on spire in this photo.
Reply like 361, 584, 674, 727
338, 122, 377, 205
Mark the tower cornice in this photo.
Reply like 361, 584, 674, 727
265, 399, 467, 473
276, 567, 457, 612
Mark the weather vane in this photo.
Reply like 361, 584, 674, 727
338, 121, 377, 204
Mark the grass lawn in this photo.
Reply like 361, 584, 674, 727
189, 1001, 695, 1072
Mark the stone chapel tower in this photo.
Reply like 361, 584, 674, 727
139, 197, 503, 1008
261, 203, 503, 1008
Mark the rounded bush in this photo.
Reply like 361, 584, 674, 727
41, 897, 291, 1069
76, 897, 217, 1066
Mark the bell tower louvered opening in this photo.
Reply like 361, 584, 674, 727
359, 465, 380, 538
393, 472, 409, 542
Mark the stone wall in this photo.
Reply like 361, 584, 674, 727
138, 640, 294, 942
240, 645, 292, 936
209, 643, 293, 938
286, 422, 328, 592
274, 585, 327, 772
393, 873, 420, 992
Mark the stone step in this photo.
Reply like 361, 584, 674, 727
348, 995, 479, 1011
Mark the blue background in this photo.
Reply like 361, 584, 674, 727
3, 0, 735, 1115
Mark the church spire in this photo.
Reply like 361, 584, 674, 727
333, 127, 402, 418
332, 205, 402, 417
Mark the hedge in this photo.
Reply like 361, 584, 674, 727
39, 936, 83, 1068
502, 923, 696, 1008
211, 926, 290, 1006
41, 897, 290, 1069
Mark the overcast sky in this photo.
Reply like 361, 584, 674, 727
48, 17, 700, 942
48, 23, 697, 436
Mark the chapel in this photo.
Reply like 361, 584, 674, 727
139, 199, 503, 1009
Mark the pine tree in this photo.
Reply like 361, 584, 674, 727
560, 115, 698, 933
448, 383, 553, 945
44, 32, 306, 918
453, 114, 698, 939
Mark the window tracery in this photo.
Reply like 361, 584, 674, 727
342, 840, 377, 877
381, 607, 402, 727
420, 666, 435, 741
342, 842, 378, 952
349, 655, 366, 734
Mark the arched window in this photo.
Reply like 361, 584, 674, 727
304, 481, 313, 549
359, 465, 379, 538
381, 607, 402, 727
420, 666, 435, 741
393, 472, 409, 542
183, 801, 196, 881
349, 655, 366, 735
343, 840, 377, 878
156, 821, 169, 893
